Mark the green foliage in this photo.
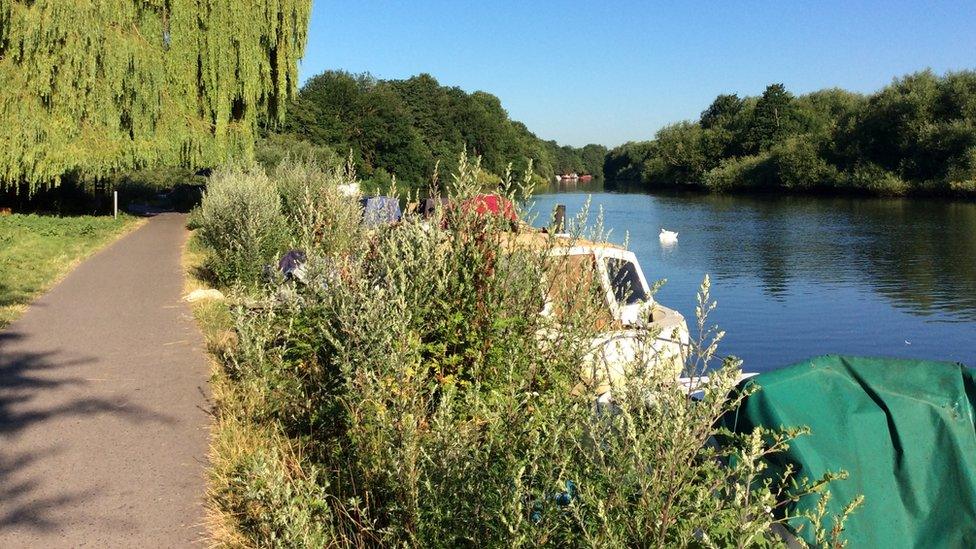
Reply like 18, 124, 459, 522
546, 142, 608, 176
0, 0, 312, 192
845, 162, 910, 196
947, 146, 976, 195
195, 166, 288, 287
578, 144, 609, 175
701, 94, 745, 130
747, 84, 802, 153
703, 154, 775, 192
279, 71, 604, 192
108, 167, 206, 212
840, 70, 976, 189
200, 157, 859, 546
603, 141, 655, 181
272, 158, 364, 256
642, 122, 708, 187
255, 135, 340, 173
768, 138, 842, 191
363, 167, 396, 194
214, 442, 335, 547
605, 70, 976, 198
794, 88, 864, 137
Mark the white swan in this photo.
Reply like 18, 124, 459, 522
659, 228, 678, 244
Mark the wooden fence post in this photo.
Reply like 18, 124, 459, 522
552, 204, 566, 233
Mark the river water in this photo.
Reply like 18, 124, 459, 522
529, 181, 976, 373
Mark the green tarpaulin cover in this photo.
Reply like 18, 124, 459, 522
723, 355, 976, 547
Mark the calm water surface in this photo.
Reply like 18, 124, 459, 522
529, 182, 976, 372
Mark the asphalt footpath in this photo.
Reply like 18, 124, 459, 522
0, 213, 210, 547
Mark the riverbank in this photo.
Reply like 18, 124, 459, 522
604, 176, 976, 202
0, 213, 143, 327
187, 158, 854, 546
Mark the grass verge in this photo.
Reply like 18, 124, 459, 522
182, 231, 279, 548
0, 213, 144, 328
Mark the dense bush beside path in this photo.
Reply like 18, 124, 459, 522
190, 157, 858, 547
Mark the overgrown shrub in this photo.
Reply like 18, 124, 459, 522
362, 166, 395, 195
947, 146, 976, 196
769, 138, 842, 191
204, 157, 857, 546
845, 162, 910, 196
704, 154, 776, 192
255, 134, 340, 173
273, 157, 365, 255
195, 165, 289, 286
213, 438, 335, 547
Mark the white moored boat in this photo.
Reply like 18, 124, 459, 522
526, 234, 689, 399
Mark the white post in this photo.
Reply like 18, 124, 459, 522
113, 190, 118, 219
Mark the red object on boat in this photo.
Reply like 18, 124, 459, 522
459, 194, 518, 221
579, 174, 593, 182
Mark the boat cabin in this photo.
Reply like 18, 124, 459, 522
514, 233, 689, 395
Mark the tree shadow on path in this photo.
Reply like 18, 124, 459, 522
0, 331, 178, 535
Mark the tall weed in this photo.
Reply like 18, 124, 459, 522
273, 157, 364, 256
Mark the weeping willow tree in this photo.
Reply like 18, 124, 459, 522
0, 0, 312, 193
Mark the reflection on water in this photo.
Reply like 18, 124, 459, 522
529, 182, 976, 371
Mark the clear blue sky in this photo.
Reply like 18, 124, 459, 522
301, 1, 976, 148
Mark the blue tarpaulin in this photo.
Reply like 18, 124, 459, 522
360, 196, 401, 226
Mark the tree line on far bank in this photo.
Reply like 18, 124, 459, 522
267, 71, 606, 192
604, 70, 976, 198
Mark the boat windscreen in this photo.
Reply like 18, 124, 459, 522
606, 258, 647, 305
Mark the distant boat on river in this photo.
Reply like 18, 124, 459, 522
557, 173, 592, 182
